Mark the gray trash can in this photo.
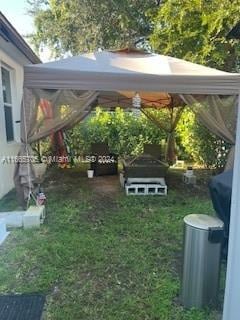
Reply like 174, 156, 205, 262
182, 214, 224, 309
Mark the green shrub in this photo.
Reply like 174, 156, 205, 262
34, 107, 230, 170
68, 107, 166, 157
176, 108, 231, 169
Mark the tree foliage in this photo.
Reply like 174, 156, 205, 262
29, 0, 240, 68
28, 0, 158, 56
68, 107, 166, 157
150, 0, 240, 71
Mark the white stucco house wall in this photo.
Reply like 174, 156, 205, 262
0, 12, 41, 199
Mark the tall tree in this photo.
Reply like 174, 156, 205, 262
150, 0, 240, 71
28, 0, 158, 57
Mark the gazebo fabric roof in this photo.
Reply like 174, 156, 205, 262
24, 50, 240, 94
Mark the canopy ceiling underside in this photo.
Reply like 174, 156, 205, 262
24, 50, 240, 95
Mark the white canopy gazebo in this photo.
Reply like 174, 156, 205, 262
17, 49, 240, 319
24, 49, 239, 93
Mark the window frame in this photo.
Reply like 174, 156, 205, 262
0, 63, 15, 143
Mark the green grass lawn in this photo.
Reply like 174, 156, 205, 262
0, 167, 223, 319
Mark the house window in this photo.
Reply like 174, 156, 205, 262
1, 66, 14, 142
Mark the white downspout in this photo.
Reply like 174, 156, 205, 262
223, 92, 240, 320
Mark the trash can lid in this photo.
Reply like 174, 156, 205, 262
184, 214, 224, 230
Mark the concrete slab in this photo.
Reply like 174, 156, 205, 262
0, 211, 25, 228
23, 205, 45, 229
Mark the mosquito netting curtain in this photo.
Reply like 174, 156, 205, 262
14, 88, 98, 206
181, 95, 237, 170
14, 86, 238, 207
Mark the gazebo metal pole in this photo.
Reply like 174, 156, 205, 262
223, 92, 240, 320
